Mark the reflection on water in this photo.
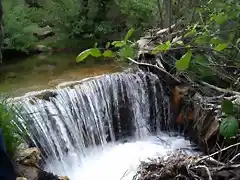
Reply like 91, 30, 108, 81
0, 53, 127, 96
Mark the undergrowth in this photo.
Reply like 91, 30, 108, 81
0, 97, 26, 158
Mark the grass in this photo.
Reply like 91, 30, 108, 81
0, 97, 27, 158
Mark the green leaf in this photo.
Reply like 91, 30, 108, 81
112, 41, 126, 47
220, 116, 239, 138
76, 49, 92, 62
210, 38, 223, 45
221, 100, 233, 115
211, 13, 228, 25
118, 46, 134, 58
215, 43, 228, 51
194, 35, 210, 45
175, 51, 192, 71
76, 48, 102, 62
194, 55, 207, 63
23, 24, 39, 33
103, 50, 115, 57
152, 41, 171, 54
228, 32, 235, 42
90, 48, 102, 57
236, 38, 240, 45
124, 28, 135, 41
234, 62, 240, 68
184, 28, 196, 38
105, 42, 111, 49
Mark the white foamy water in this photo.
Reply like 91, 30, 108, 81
16, 71, 199, 180
45, 134, 197, 180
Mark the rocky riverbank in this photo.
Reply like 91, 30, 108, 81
15, 146, 69, 180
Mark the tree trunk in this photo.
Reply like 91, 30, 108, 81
164, 0, 172, 29
157, 0, 164, 29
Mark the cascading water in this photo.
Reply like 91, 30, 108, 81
16, 71, 197, 180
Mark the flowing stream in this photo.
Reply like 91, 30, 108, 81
16, 70, 197, 180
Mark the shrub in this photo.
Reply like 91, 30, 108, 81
0, 98, 23, 157
3, 0, 159, 52
3, 0, 38, 52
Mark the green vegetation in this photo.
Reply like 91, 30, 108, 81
220, 100, 239, 139
77, 0, 240, 139
2, 0, 240, 154
3, 0, 158, 53
0, 98, 25, 157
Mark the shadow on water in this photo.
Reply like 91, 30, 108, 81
0, 52, 128, 96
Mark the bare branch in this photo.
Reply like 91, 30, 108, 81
127, 57, 181, 84
200, 81, 240, 96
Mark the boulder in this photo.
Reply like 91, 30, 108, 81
33, 25, 54, 39
16, 147, 41, 166
34, 44, 52, 52
15, 163, 39, 180
15, 147, 69, 180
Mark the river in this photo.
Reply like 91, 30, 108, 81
7, 53, 198, 180
0, 52, 127, 96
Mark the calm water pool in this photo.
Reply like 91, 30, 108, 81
0, 52, 127, 96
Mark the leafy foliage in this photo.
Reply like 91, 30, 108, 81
220, 99, 239, 138
175, 51, 192, 71
76, 0, 240, 140
220, 116, 239, 139
3, 0, 158, 52
152, 41, 171, 54
0, 98, 24, 157
3, 0, 38, 52
76, 28, 136, 62
221, 100, 234, 115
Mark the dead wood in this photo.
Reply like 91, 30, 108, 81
134, 21, 240, 171
134, 151, 240, 180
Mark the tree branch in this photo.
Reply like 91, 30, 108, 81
127, 57, 181, 84
200, 81, 240, 96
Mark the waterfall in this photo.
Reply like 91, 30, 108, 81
16, 70, 196, 180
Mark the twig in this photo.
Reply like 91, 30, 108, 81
230, 152, 240, 163
192, 165, 212, 180
205, 157, 224, 166
200, 81, 240, 96
120, 169, 129, 180
156, 24, 176, 35
196, 142, 240, 163
127, 57, 181, 84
